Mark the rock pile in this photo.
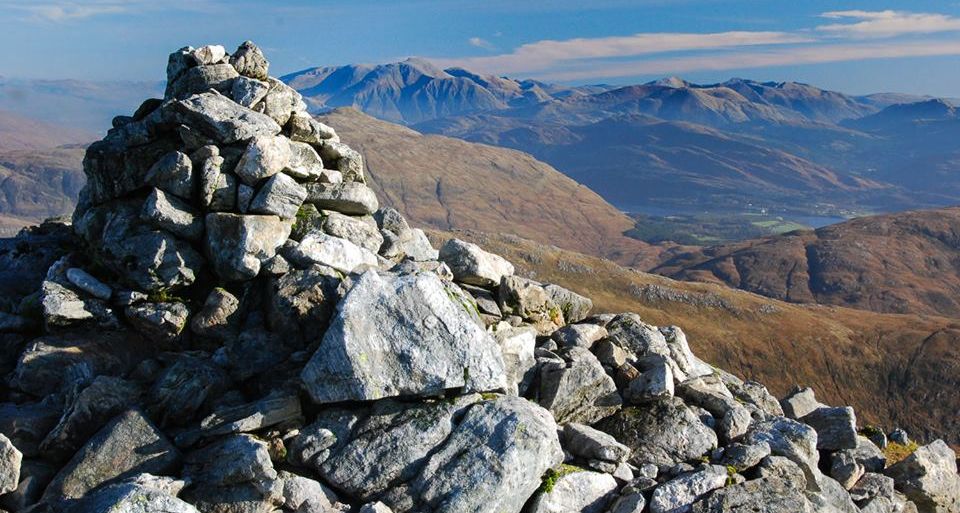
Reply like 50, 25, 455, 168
0, 42, 956, 513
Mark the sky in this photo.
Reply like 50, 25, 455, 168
1, 0, 960, 96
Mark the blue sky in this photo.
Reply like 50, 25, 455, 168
1, 0, 959, 96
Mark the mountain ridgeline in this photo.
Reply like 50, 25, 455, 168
0, 41, 958, 513
284, 61, 960, 218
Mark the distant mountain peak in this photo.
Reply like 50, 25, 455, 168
647, 76, 690, 88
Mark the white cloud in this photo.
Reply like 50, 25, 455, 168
533, 39, 960, 81
468, 37, 496, 50
817, 10, 960, 38
0, 0, 219, 22
436, 31, 812, 75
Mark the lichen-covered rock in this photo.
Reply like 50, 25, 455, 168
267, 268, 339, 342
125, 301, 190, 344
537, 346, 621, 424
287, 231, 378, 273
301, 270, 507, 403
543, 284, 593, 324
42, 409, 180, 501
743, 418, 822, 492
171, 91, 281, 144
39, 376, 140, 460
801, 406, 857, 451
493, 324, 537, 396
529, 469, 618, 513
397, 396, 564, 513
322, 212, 384, 253
306, 182, 379, 215
596, 397, 717, 468
67, 475, 199, 513
884, 439, 960, 513
780, 387, 822, 420
230, 40, 270, 80
649, 465, 728, 513
561, 423, 631, 465
250, 172, 308, 219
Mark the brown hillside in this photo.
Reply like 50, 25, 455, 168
318, 108, 663, 268
653, 207, 960, 317
429, 228, 960, 445
0, 111, 91, 151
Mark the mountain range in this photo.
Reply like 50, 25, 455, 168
283, 60, 960, 219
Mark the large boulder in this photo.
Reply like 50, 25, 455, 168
439, 239, 514, 288
396, 396, 564, 513
884, 439, 960, 513
537, 346, 622, 424
595, 397, 717, 468
42, 409, 180, 501
301, 270, 507, 403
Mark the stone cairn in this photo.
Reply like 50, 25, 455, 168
0, 42, 955, 513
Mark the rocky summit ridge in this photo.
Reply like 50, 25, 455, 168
0, 42, 954, 513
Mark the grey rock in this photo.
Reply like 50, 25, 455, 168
182, 478, 283, 513
529, 469, 618, 513
358, 502, 392, 513
552, 323, 607, 349
780, 387, 822, 420
609, 491, 647, 513
319, 398, 476, 501
850, 473, 896, 502
288, 231, 378, 273
301, 270, 507, 403
125, 301, 190, 344
605, 313, 671, 360
172, 90, 281, 144
288, 408, 363, 469
306, 182, 379, 215
884, 439, 960, 513
267, 268, 339, 343
12, 332, 148, 398
807, 474, 860, 513
840, 435, 887, 473
830, 450, 866, 490
208, 171, 238, 211
191, 287, 241, 340
492, 324, 537, 396
235, 134, 292, 185
193, 44, 227, 64
375, 207, 410, 237
205, 213, 292, 281
889, 428, 910, 445
0, 459, 57, 512
74, 201, 204, 291
42, 409, 180, 501
463, 284, 502, 317
230, 40, 270, 80
0, 434, 20, 495
250, 172, 308, 219
402, 396, 564, 513
237, 183, 256, 213
166, 63, 238, 100
543, 284, 593, 323
743, 418, 821, 491
39, 376, 140, 460
257, 77, 305, 126
562, 423, 631, 464
660, 326, 715, 380
142, 188, 203, 240
285, 140, 326, 180
65, 267, 112, 300
676, 374, 739, 418
720, 441, 772, 472
397, 228, 437, 262
322, 212, 383, 253
649, 465, 728, 513
801, 406, 857, 451
538, 346, 621, 424
624, 357, 674, 405
595, 397, 717, 467
183, 434, 277, 487
318, 141, 365, 182
149, 354, 231, 427
719, 406, 753, 443
68, 478, 199, 512
726, 379, 784, 418
279, 470, 339, 512
288, 111, 338, 144
594, 340, 630, 369
167, 46, 198, 84
232, 76, 270, 108
0, 402, 59, 459
439, 239, 515, 288
499, 276, 563, 334
691, 475, 813, 513
41, 279, 116, 330
196, 150, 224, 208
195, 393, 301, 439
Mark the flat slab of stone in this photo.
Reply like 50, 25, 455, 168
301, 270, 507, 403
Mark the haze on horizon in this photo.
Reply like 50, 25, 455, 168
1, 0, 959, 97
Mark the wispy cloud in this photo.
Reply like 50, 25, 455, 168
817, 10, 960, 38
0, 0, 220, 22
468, 37, 496, 51
429, 9, 960, 82
436, 31, 812, 75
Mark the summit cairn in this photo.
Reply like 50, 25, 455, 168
0, 42, 955, 513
